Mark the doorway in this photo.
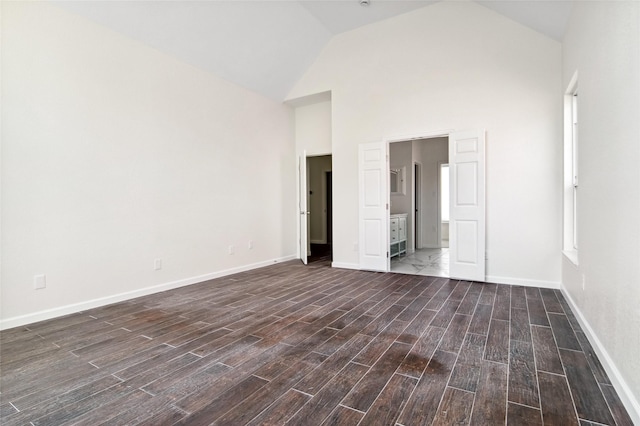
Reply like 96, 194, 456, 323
389, 137, 450, 277
307, 155, 333, 262
358, 130, 485, 281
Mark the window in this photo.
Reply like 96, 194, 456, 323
572, 92, 578, 250
441, 164, 449, 222
563, 73, 579, 264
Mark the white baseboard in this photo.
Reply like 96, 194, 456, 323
485, 275, 560, 289
0, 255, 297, 331
331, 262, 360, 270
560, 288, 640, 425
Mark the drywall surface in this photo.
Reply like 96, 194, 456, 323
562, 0, 640, 415
288, 0, 562, 286
1, 2, 296, 325
295, 100, 332, 156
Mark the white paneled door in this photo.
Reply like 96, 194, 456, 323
448, 130, 486, 281
299, 152, 308, 265
358, 142, 389, 272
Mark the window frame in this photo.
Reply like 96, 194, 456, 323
563, 72, 579, 265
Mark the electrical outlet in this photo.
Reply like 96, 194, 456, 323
248, 240, 253, 250
34, 274, 46, 290
154, 258, 162, 270
228, 245, 234, 255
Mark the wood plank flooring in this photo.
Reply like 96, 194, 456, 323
0, 259, 633, 425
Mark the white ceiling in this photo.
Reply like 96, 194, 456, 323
53, 0, 573, 101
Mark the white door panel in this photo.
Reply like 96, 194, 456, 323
359, 142, 388, 272
449, 131, 486, 281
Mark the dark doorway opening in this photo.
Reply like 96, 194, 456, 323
308, 157, 332, 264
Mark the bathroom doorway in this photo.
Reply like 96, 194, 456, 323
389, 137, 450, 277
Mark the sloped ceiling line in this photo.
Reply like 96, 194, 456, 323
52, 0, 571, 101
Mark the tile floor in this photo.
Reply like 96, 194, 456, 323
2, 260, 633, 425
391, 247, 450, 277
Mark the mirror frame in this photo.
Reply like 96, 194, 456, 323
390, 166, 405, 195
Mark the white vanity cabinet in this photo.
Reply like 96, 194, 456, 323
390, 213, 407, 258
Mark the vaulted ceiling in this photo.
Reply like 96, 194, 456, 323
53, 0, 573, 101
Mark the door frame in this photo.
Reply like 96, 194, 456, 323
384, 130, 451, 272
359, 129, 485, 281
298, 152, 333, 263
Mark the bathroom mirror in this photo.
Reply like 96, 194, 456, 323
390, 167, 405, 195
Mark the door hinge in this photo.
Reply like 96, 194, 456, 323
386, 203, 389, 210
387, 251, 389, 258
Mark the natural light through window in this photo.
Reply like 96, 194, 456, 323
572, 92, 578, 250
563, 72, 579, 265
441, 164, 449, 222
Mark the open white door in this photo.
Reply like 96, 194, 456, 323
359, 142, 389, 272
299, 152, 308, 265
449, 130, 486, 281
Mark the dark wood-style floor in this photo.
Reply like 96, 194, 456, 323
0, 259, 633, 425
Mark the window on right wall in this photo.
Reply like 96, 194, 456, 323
572, 91, 579, 250
564, 73, 579, 264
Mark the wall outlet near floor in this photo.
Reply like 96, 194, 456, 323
154, 258, 162, 271
248, 240, 253, 250
34, 274, 46, 290
228, 245, 234, 255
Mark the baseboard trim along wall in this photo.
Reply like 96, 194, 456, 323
561, 288, 640, 425
0, 255, 297, 331
486, 275, 561, 289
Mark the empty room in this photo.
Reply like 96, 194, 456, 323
1, 0, 638, 425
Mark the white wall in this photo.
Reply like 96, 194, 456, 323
1, 2, 296, 327
562, 0, 640, 418
288, 0, 563, 285
294, 99, 332, 156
